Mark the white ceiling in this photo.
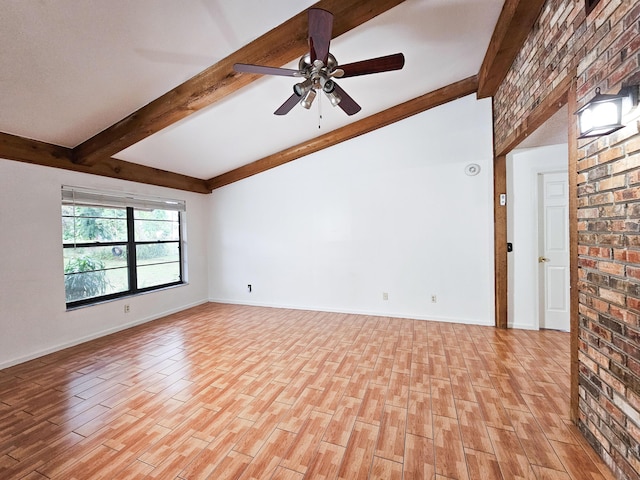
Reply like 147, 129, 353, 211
1, 0, 506, 181
515, 105, 569, 150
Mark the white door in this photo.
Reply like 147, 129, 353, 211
538, 172, 570, 331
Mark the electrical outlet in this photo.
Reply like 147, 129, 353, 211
382, 292, 389, 301
124, 304, 130, 313
431, 295, 437, 303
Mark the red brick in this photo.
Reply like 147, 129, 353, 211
614, 186, 640, 201
578, 207, 600, 218
629, 358, 640, 381
588, 345, 610, 368
628, 266, 640, 280
579, 258, 598, 269
612, 249, 627, 261
588, 296, 610, 313
599, 204, 626, 217
579, 350, 599, 374
625, 135, 640, 155
612, 336, 640, 359
597, 174, 626, 190
579, 303, 599, 321
577, 157, 592, 172
627, 250, 640, 264
589, 247, 612, 258
611, 153, 640, 174
609, 305, 639, 326
598, 261, 625, 276
589, 192, 614, 205
609, 220, 640, 232
599, 288, 626, 306
608, 55, 639, 87
597, 146, 625, 164
601, 395, 627, 424
598, 342, 625, 364
628, 296, 640, 312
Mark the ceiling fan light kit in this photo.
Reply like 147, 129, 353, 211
233, 8, 405, 116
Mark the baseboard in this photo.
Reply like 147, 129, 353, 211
208, 297, 493, 326
0, 299, 209, 370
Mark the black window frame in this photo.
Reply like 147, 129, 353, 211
62, 204, 184, 309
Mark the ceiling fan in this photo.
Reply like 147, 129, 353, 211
233, 8, 405, 116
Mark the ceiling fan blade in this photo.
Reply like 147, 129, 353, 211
337, 53, 405, 78
234, 63, 300, 77
308, 8, 333, 64
332, 83, 361, 116
274, 92, 302, 115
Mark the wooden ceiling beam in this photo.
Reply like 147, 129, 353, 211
0, 132, 209, 194
0, 131, 74, 165
206, 75, 478, 190
73, 0, 406, 167
477, 0, 546, 99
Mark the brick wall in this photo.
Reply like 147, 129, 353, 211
493, 1, 640, 479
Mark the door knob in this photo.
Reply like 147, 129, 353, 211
538, 256, 550, 263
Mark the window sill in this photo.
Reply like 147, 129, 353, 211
65, 282, 188, 312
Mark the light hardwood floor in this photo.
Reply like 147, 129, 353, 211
0, 303, 616, 479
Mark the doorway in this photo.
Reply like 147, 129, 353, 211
506, 144, 569, 330
493, 76, 579, 421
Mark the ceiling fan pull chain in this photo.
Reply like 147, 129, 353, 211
318, 93, 322, 129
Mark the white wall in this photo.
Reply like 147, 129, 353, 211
0, 160, 210, 368
208, 94, 496, 325
507, 143, 568, 329
0, 94, 497, 368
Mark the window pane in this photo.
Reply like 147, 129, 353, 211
136, 243, 179, 266
136, 242, 180, 288
62, 217, 127, 243
63, 246, 129, 302
65, 206, 127, 218
62, 205, 75, 217
134, 209, 179, 221
137, 262, 181, 289
134, 210, 180, 242
61, 217, 75, 243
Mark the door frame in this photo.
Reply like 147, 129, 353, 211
492, 71, 579, 422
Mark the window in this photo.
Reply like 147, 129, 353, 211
585, 0, 601, 15
61, 186, 186, 308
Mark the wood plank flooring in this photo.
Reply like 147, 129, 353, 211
0, 303, 616, 479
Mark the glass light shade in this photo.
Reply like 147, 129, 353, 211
324, 90, 341, 106
293, 79, 313, 97
576, 88, 624, 138
300, 89, 316, 109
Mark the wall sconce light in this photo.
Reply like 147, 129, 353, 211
576, 85, 639, 138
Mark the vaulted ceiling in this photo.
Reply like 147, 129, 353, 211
0, 0, 546, 193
